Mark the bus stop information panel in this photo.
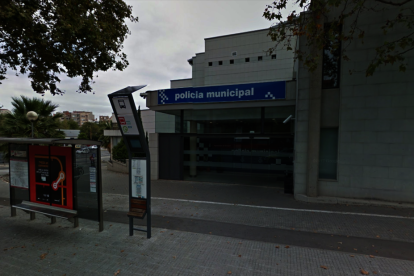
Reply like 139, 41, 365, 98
108, 86, 151, 238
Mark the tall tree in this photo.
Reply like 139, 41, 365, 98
0, 96, 64, 138
78, 122, 101, 140
263, 0, 414, 76
98, 121, 112, 153
59, 118, 79, 130
0, 0, 138, 95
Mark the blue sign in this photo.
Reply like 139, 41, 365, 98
158, 81, 286, 105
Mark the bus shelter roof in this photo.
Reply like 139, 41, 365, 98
0, 138, 101, 146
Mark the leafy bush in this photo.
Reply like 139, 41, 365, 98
112, 139, 128, 160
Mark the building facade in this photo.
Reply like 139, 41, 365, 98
144, 29, 297, 187
142, 2, 414, 205
72, 111, 95, 126
99, 116, 111, 123
294, 1, 414, 204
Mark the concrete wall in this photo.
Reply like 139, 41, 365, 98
187, 29, 296, 88
171, 79, 193, 88
141, 110, 155, 134
107, 159, 129, 174
203, 29, 296, 86
192, 53, 205, 87
295, 1, 414, 203
149, 133, 159, 180
333, 2, 414, 202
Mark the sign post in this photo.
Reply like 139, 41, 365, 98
108, 85, 152, 238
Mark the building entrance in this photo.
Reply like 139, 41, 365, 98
183, 135, 293, 187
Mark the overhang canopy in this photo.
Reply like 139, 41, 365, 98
0, 138, 101, 146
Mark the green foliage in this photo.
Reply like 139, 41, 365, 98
77, 132, 88, 140
263, 0, 414, 76
78, 122, 101, 140
98, 121, 112, 153
112, 138, 128, 160
0, 96, 64, 138
59, 118, 79, 130
0, 0, 138, 95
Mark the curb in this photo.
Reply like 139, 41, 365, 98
295, 194, 414, 209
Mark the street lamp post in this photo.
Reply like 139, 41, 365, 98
26, 111, 38, 138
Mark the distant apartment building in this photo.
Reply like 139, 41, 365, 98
0, 109, 11, 115
71, 111, 95, 126
61, 111, 72, 121
99, 116, 110, 123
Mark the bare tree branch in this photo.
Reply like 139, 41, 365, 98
375, 0, 413, 6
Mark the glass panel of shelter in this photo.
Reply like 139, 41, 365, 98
74, 146, 99, 221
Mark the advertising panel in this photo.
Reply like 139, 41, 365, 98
10, 160, 29, 189
89, 167, 96, 193
29, 146, 73, 209
131, 159, 147, 199
158, 81, 286, 105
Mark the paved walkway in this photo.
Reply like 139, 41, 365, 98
1, 206, 413, 276
2, 166, 414, 275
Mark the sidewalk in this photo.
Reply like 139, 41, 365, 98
2, 168, 414, 275
1, 206, 413, 276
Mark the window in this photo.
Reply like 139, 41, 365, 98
319, 128, 338, 179
219, 61, 223, 65
322, 23, 341, 89
258, 56, 263, 61
271, 54, 276, 59
208, 62, 212, 66
230, 59, 234, 64
245, 58, 250, 62
183, 108, 261, 134
232, 51, 237, 56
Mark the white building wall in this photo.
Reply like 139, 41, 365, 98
171, 78, 192, 89
184, 29, 296, 89
204, 29, 296, 86
192, 53, 205, 87
141, 109, 155, 134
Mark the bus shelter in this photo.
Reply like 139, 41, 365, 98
0, 138, 104, 231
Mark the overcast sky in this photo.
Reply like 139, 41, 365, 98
1, 1, 292, 118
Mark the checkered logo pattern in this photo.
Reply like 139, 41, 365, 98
159, 90, 168, 104
265, 91, 276, 99
196, 139, 212, 162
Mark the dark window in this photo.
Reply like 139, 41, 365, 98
219, 61, 223, 65
319, 128, 338, 179
230, 59, 234, 64
271, 54, 276, 59
183, 108, 261, 134
322, 23, 341, 89
208, 62, 212, 66
245, 58, 250, 62
258, 56, 263, 61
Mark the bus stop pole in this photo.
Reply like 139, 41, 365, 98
9, 144, 16, 217
97, 146, 104, 232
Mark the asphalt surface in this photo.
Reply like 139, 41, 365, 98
101, 167, 414, 217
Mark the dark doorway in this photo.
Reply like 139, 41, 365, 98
183, 135, 293, 187
159, 134, 183, 180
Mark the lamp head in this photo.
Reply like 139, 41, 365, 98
26, 111, 38, 122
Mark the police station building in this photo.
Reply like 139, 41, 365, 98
143, 16, 414, 205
